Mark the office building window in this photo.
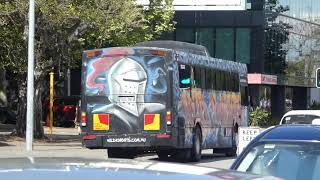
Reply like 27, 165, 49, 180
236, 28, 251, 64
176, 28, 195, 43
215, 28, 234, 61
196, 28, 214, 57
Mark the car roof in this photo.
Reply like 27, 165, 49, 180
281, 110, 320, 118
260, 125, 320, 142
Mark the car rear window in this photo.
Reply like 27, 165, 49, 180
282, 115, 320, 124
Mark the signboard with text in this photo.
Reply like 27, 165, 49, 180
136, 0, 247, 10
237, 127, 262, 155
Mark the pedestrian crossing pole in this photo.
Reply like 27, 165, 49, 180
49, 71, 54, 135
26, 0, 35, 152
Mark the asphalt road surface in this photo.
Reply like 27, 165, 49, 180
0, 125, 235, 170
135, 150, 235, 169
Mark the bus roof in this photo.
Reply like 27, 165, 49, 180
83, 46, 247, 75
174, 51, 247, 75
135, 40, 210, 57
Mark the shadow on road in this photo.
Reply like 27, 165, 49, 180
0, 134, 12, 147
43, 134, 80, 143
143, 152, 235, 164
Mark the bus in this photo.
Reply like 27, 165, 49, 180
81, 41, 248, 161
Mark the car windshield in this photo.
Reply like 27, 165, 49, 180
236, 142, 320, 180
282, 115, 320, 124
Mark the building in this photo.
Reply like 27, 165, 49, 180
149, 0, 318, 118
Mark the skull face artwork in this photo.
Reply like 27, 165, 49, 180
108, 58, 147, 117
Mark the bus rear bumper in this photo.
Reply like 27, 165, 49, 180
82, 133, 179, 149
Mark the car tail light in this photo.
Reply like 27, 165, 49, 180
166, 111, 171, 125
81, 112, 86, 126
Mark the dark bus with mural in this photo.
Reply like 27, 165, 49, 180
81, 42, 248, 161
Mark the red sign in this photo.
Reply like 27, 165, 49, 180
248, 74, 277, 85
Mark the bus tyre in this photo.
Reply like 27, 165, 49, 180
225, 146, 237, 157
157, 150, 170, 160
190, 127, 202, 162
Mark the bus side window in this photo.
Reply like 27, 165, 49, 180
216, 70, 221, 90
221, 71, 226, 91
205, 68, 211, 89
212, 69, 216, 90
201, 68, 206, 89
225, 72, 230, 92
179, 64, 191, 89
235, 74, 240, 92
193, 66, 201, 88
241, 86, 249, 106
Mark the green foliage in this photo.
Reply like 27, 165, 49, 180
0, 0, 174, 137
249, 107, 276, 127
0, 0, 175, 76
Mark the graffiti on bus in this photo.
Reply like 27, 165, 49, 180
85, 49, 168, 133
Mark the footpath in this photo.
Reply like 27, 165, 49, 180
0, 126, 106, 159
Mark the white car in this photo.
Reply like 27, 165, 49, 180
280, 110, 320, 125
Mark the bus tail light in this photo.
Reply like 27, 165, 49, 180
86, 50, 102, 58
156, 134, 171, 139
166, 111, 171, 125
82, 135, 96, 140
81, 112, 87, 126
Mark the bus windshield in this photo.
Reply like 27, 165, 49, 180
85, 54, 169, 98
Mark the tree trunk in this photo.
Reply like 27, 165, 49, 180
16, 81, 27, 137
15, 76, 46, 139
0, 69, 7, 107
34, 79, 45, 139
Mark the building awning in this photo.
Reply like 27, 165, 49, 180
248, 73, 316, 87
248, 74, 277, 85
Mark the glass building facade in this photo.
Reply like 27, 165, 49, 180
279, 0, 320, 20
269, 0, 320, 75
162, 27, 251, 64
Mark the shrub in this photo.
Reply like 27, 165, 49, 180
249, 107, 274, 127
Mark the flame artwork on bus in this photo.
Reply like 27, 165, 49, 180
81, 45, 248, 161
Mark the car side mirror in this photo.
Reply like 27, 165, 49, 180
312, 119, 320, 125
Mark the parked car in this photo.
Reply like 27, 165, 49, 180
231, 124, 320, 180
0, 157, 282, 180
279, 110, 320, 124
44, 96, 80, 127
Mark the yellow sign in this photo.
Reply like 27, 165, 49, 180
144, 114, 160, 130
93, 114, 109, 131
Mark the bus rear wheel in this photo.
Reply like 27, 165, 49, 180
190, 127, 202, 162
157, 150, 170, 160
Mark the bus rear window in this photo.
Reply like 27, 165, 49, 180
85, 55, 167, 96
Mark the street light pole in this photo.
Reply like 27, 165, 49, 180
26, 0, 35, 151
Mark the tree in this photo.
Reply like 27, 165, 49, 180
283, 17, 320, 78
0, 0, 174, 138
264, 0, 291, 74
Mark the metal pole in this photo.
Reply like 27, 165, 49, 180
67, 69, 71, 96
26, 0, 35, 152
49, 71, 54, 134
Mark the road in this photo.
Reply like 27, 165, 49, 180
135, 150, 235, 169
0, 125, 235, 170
